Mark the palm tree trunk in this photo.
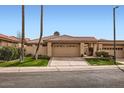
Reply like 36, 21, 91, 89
34, 5, 43, 60
20, 5, 25, 62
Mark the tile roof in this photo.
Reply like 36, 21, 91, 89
47, 35, 97, 42
0, 34, 31, 43
0, 34, 20, 43
98, 39, 124, 42
27, 35, 59, 44
28, 35, 97, 44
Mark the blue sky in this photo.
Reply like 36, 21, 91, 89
0, 5, 124, 40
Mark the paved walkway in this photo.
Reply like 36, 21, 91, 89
49, 57, 89, 67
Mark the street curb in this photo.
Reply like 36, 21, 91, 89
0, 65, 124, 73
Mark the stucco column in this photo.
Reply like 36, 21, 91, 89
80, 43, 85, 56
47, 42, 52, 57
90, 43, 94, 48
98, 43, 103, 51
93, 44, 97, 56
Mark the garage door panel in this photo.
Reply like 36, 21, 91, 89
52, 44, 80, 57
116, 51, 124, 58
104, 50, 124, 58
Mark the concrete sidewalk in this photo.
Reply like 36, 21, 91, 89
0, 65, 124, 73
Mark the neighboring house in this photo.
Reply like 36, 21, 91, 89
25, 33, 124, 58
0, 34, 30, 48
0, 34, 20, 47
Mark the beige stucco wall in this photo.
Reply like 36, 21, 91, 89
0, 41, 19, 47
93, 44, 97, 56
25, 45, 47, 56
47, 42, 52, 57
80, 43, 84, 56
98, 43, 103, 51
0, 41, 9, 46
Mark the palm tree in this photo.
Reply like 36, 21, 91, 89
20, 5, 25, 62
34, 5, 43, 60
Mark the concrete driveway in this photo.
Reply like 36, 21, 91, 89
48, 57, 88, 67
117, 58, 124, 64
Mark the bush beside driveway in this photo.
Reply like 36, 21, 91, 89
85, 58, 122, 65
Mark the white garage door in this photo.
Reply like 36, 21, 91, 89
52, 44, 80, 57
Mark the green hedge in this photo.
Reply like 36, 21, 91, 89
0, 46, 20, 61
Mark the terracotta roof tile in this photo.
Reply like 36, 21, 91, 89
27, 35, 59, 44
47, 35, 97, 42
28, 35, 97, 44
0, 34, 32, 43
0, 34, 19, 42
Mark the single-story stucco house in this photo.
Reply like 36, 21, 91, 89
1, 33, 124, 58
25, 32, 124, 58
0, 34, 20, 47
0, 34, 31, 48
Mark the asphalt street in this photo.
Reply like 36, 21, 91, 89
0, 69, 124, 88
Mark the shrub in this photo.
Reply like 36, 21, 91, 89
0, 47, 13, 61
0, 46, 20, 61
10, 47, 19, 60
95, 51, 109, 57
102, 51, 109, 57
18, 48, 21, 57
96, 51, 102, 57
38, 55, 50, 60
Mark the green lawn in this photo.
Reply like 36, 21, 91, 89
0, 57, 49, 67
85, 58, 122, 65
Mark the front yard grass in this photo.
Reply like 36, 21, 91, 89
0, 57, 49, 67
85, 58, 122, 65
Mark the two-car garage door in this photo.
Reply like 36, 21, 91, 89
52, 44, 80, 57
